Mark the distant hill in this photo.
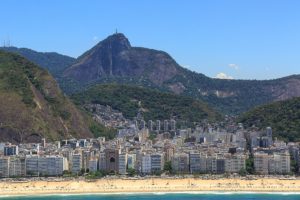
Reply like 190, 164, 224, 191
239, 97, 300, 142
71, 84, 222, 122
0, 46, 75, 78
63, 33, 300, 114
0, 51, 114, 143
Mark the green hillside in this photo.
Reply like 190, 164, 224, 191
62, 33, 300, 115
239, 97, 300, 142
0, 47, 75, 78
72, 84, 222, 122
0, 51, 114, 143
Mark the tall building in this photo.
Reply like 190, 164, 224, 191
266, 127, 273, 146
99, 152, 106, 171
268, 152, 290, 174
46, 156, 64, 176
25, 155, 39, 176
170, 119, 176, 131
104, 149, 119, 173
254, 153, 269, 174
199, 155, 207, 173
37, 156, 64, 176
82, 150, 91, 171
89, 158, 98, 172
71, 154, 82, 174
127, 154, 137, 170
216, 159, 225, 174
141, 154, 151, 174
224, 154, 246, 173
0, 157, 9, 177
171, 153, 189, 173
156, 120, 161, 132
9, 157, 23, 177
189, 153, 201, 173
151, 153, 164, 173
118, 153, 127, 175
164, 120, 169, 132
148, 120, 154, 131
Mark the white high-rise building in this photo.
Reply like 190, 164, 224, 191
118, 153, 127, 175
89, 158, 98, 172
71, 154, 82, 174
141, 154, 151, 174
0, 157, 9, 177
151, 153, 164, 173
25, 155, 39, 176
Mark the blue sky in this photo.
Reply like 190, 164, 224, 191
1, 0, 300, 80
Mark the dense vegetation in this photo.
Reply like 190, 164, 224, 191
72, 84, 222, 122
61, 33, 300, 115
239, 97, 300, 142
0, 47, 75, 78
0, 51, 114, 143
163, 69, 300, 115
3, 38, 300, 116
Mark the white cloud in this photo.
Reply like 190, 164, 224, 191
228, 63, 239, 70
215, 72, 234, 79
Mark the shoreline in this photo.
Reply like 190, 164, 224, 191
2, 191, 300, 198
1, 178, 300, 196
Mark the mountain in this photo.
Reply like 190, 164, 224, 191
0, 51, 115, 143
63, 33, 300, 114
239, 97, 300, 142
71, 84, 222, 122
64, 33, 180, 86
0, 46, 75, 78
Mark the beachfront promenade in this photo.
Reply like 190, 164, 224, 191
1, 178, 300, 195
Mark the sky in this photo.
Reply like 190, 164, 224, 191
1, 0, 300, 80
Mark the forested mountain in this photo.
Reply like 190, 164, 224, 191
0, 46, 75, 78
71, 84, 222, 122
2, 34, 300, 115
239, 97, 300, 142
63, 33, 300, 114
0, 51, 114, 143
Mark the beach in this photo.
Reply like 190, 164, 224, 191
0, 178, 300, 196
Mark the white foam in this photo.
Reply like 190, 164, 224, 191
1, 191, 300, 198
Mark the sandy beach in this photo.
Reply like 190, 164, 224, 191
0, 178, 300, 196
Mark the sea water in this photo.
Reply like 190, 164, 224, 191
1, 193, 300, 200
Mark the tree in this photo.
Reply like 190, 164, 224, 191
239, 168, 247, 176
127, 168, 136, 177
164, 161, 172, 173
290, 159, 298, 174
246, 156, 254, 174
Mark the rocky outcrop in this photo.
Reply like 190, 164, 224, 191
64, 33, 181, 86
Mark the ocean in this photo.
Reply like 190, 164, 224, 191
1, 193, 300, 200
